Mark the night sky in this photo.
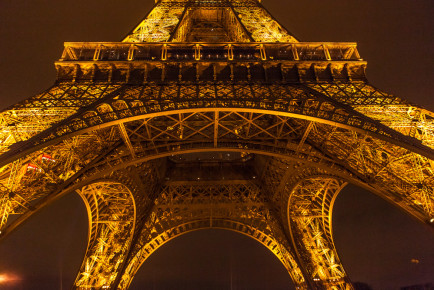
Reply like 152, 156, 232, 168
0, 1, 433, 289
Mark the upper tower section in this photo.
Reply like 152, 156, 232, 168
122, 0, 297, 43
55, 0, 365, 84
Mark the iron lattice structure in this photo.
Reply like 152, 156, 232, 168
0, 0, 433, 289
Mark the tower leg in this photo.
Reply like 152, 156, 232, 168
74, 181, 136, 289
286, 177, 353, 289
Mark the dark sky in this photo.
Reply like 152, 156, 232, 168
0, 1, 433, 289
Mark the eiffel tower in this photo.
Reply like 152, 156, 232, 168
0, 0, 433, 289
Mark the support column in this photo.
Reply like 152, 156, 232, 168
287, 176, 353, 290
74, 181, 136, 289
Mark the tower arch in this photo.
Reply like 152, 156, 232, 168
1, 105, 432, 236
117, 180, 307, 289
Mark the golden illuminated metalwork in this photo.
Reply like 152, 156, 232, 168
118, 179, 306, 288
0, 0, 433, 289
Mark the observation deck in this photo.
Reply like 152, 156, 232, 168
56, 42, 367, 83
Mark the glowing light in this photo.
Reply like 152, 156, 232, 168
0, 273, 21, 284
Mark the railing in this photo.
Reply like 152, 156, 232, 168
60, 42, 362, 62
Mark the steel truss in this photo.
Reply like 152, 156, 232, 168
118, 181, 307, 289
1, 0, 433, 289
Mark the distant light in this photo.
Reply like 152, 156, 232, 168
0, 273, 20, 284
411, 258, 420, 264
430, 218, 434, 223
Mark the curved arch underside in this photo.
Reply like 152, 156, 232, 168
0, 82, 432, 290
118, 180, 307, 289
1, 90, 432, 230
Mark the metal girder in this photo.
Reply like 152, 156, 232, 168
123, 2, 185, 42
310, 122, 434, 220
231, 0, 297, 42
307, 83, 434, 149
118, 123, 136, 158
1, 83, 432, 168
0, 84, 120, 156
0, 126, 124, 235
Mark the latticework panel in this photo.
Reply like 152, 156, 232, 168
231, 0, 297, 42
308, 83, 434, 149
123, 1, 185, 42
71, 159, 163, 289
3, 83, 429, 166
0, 84, 120, 156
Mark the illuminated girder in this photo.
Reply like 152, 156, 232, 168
231, 0, 297, 42
123, 5, 184, 42
308, 83, 434, 149
0, 84, 120, 156
256, 158, 352, 288
0, 129, 121, 233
